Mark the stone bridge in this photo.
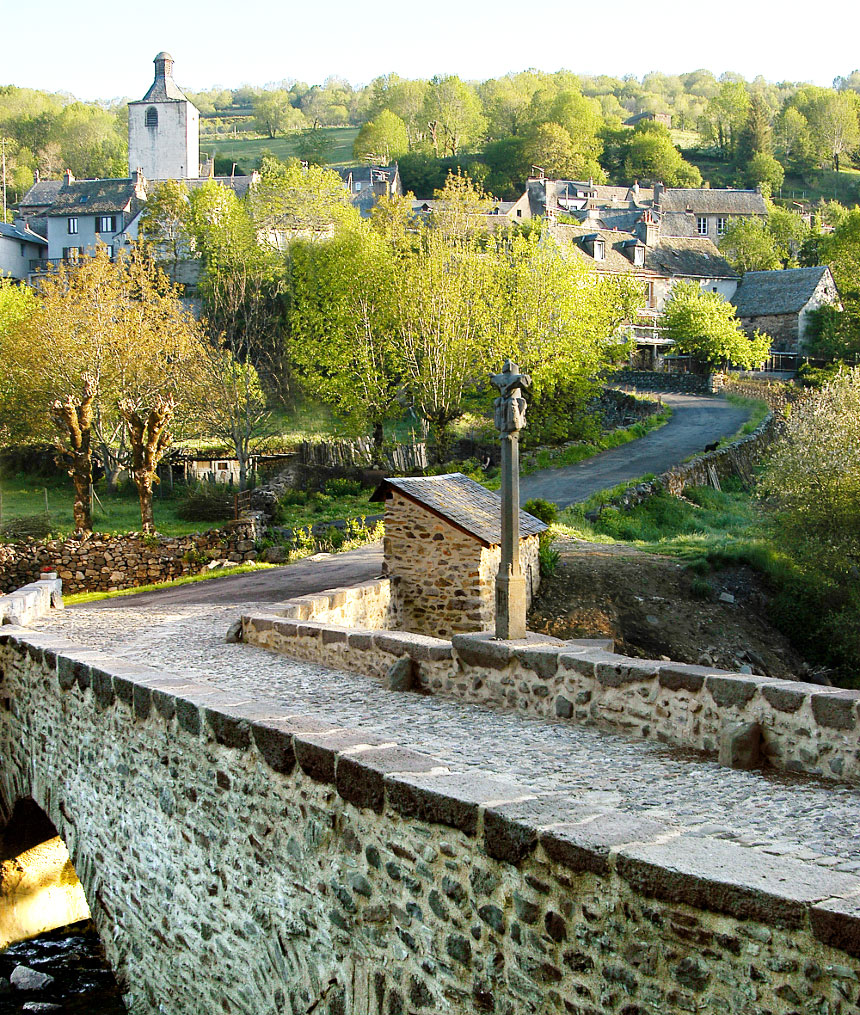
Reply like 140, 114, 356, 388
2, 613, 860, 1015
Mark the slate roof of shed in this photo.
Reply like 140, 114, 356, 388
731, 266, 834, 317
0, 222, 47, 246
46, 179, 139, 215
372, 473, 547, 547
658, 188, 768, 216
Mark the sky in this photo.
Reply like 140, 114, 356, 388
2, 0, 859, 99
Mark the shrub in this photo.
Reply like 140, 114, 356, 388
538, 532, 561, 577
324, 477, 363, 497
176, 484, 234, 522
0, 514, 53, 541
524, 498, 558, 525
278, 489, 308, 506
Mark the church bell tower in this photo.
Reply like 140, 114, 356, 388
128, 52, 199, 180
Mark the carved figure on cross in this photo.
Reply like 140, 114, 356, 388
491, 359, 531, 435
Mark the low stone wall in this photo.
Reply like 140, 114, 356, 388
0, 578, 63, 626
275, 578, 397, 630
243, 614, 860, 786
591, 413, 778, 514
0, 514, 265, 596
609, 369, 716, 394
1, 625, 859, 1015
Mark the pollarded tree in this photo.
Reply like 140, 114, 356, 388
119, 395, 175, 533
51, 374, 97, 533
661, 280, 770, 370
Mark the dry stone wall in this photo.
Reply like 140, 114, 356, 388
1, 626, 859, 1015
0, 514, 265, 596
242, 614, 860, 786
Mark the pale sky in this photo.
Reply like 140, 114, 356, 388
3, 0, 859, 99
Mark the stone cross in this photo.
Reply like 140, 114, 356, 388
491, 359, 531, 640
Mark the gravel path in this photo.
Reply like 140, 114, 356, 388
34, 599, 860, 871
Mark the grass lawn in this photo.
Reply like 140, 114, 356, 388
272, 489, 380, 530
198, 127, 360, 171
0, 476, 232, 539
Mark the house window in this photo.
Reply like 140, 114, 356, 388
516, 209, 522, 217
104, 245, 114, 259
145, 106, 158, 128
633, 245, 644, 266
697, 216, 708, 235
67, 217, 78, 234
96, 215, 117, 233
593, 238, 605, 260
63, 247, 82, 263
20, 243, 25, 257
646, 281, 656, 308
717, 217, 727, 235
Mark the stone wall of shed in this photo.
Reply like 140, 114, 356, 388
1, 626, 859, 1015
383, 491, 540, 638
739, 312, 799, 351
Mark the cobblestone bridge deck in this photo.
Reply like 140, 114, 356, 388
35, 598, 860, 871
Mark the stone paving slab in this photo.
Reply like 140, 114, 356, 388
34, 600, 860, 868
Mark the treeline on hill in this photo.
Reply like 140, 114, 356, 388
4, 68, 860, 207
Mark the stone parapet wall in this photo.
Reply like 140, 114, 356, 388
1, 625, 859, 1015
275, 578, 396, 630
0, 513, 265, 596
242, 615, 860, 786
0, 578, 63, 626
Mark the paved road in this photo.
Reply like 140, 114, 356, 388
74, 392, 749, 610
73, 543, 384, 610
520, 392, 751, 508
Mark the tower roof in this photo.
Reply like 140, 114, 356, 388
138, 51, 190, 103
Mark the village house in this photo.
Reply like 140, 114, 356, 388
731, 265, 841, 353
0, 221, 47, 280
337, 164, 403, 215
655, 183, 768, 243
623, 111, 673, 128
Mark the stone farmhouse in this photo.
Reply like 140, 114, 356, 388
656, 183, 768, 243
337, 164, 403, 216
731, 265, 841, 352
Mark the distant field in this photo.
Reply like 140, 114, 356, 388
779, 168, 860, 205
199, 127, 360, 170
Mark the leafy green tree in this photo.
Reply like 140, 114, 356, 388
719, 218, 781, 272
789, 87, 860, 171
737, 94, 772, 162
294, 126, 332, 166
661, 280, 770, 369
745, 152, 784, 194
524, 123, 583, 180
774, 106, 815, 172
366, 75, 428, 143
702, 81, 751, 159
290, 225, 403, 451
138, 179, 193, 278
252, 90, 306, 138
423, 76, 487, 157
621, 122, 702, 186
352, 110, 409, 164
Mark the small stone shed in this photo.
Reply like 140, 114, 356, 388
731, 265, 841, 352
371, 473, 546, 638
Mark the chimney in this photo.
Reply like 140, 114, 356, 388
132, 167, 147, 197
632, 180, 640, 197
63, 169, 75, 186
653, 181, 663, 208
34, 169, 40, 183
635, 209, 659, 247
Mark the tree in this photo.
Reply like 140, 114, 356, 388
774, 106, 814, 172
719, 218, 781, 272
702, 81, 751, 159
621, 122, 702, 186
119, 395, 175, 533
745, 152, 784, 194
252, 90, 306, 138
2, 247, 202, 504
789, 87, 860, 171
352, 110, 409, 164
525, 122, 604, 181
138, 179, 193, 278
737, 94, 772, 162
50, 374, 97, 533
661, 281, 770, 369
294, 126, 332, 165
290, 225, 403, 452
423, 76, 487, 157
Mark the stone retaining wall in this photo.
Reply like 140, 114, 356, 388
243, 612, 860, 786
1, 625, 859, 1015
609, 369, 717, 394
0, 514, 265, 596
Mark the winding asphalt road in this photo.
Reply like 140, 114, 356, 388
519, 392, 751, 508
75, 393, 750, 610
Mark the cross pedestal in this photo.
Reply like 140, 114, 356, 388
491, 360, 530, 641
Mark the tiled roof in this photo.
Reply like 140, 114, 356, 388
659, 188, 768, 216
731, 266, 834, 317
19, 180, 63, 209
555, 224, 657, 275
0, 223, 47, 246
372, 473, 547, 546
46, 179, 139, 216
